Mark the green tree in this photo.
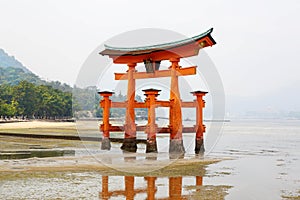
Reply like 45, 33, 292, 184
36, 85, 72, 118
12, 81, 39, 117
0, 99, 18, 116
0, 84, 18, 116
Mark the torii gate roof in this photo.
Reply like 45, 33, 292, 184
100, 28, 216, 64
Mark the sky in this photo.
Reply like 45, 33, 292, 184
0, 0, 299, 102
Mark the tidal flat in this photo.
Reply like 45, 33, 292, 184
0, 119, 299, 199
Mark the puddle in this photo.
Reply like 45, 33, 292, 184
0, 149, 75, 159
0, 171, 232, 199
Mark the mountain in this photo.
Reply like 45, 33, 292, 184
0, 49, 30, 73
0, 67, 41, 85
0, 48, 72, 92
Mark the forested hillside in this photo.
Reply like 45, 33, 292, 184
0, 49, 145, 119
0, 67, 72, 92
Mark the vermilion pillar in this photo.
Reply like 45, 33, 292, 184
169, 58, 185, 154
191, 91, 207, 154
121, 63, 137, 152
196, 176, 203, 185
98, 91, 113, 150
145, 177, 157, 200
143, 89, 160, 153
101, 176, 109, 200
169, 177, 183, 199
196, 176, 203, 193
125, 176, 135, 200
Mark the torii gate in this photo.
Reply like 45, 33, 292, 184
99, 28, 216, 154
100, 175, 203, 200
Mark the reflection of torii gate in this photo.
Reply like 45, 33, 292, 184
100, 176, 203, 200
99, 28, 216, 154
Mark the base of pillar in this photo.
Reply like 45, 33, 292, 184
101, 138, 111, 150
146, 153, 158, 160
123, 153, 137, 161
146, 139, 158, 153
121, 138, 137, 152
169, 139, 185, 154
195, 139, 205, 154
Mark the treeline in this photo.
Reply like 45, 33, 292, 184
0, 81, 72, 118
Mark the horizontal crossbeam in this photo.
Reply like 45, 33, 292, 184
115, 66, 197, 80
110, 101, 196, 108
101, 125, 197, 133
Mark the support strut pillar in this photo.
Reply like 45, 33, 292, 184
143, 89, 161, 153
98, 91, 113, 150
191, 91, 207, 154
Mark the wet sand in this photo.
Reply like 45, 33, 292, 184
0, 120, 77, 136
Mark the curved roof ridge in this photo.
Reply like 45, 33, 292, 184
103, 28, 214, 52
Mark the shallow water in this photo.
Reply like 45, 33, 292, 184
0, 150, 75, 160
0, 119, 300, 199
207, 119, 300, 199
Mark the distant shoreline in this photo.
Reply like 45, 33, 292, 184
0, 118, 231, 124
0, 118, 74, 124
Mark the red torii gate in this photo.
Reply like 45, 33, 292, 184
100, 175, 203, 200
98, 28, 216, 154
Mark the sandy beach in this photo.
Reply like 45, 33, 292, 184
0, 120, 76, 130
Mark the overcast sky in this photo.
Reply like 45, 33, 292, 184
0, 0, 299, 98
